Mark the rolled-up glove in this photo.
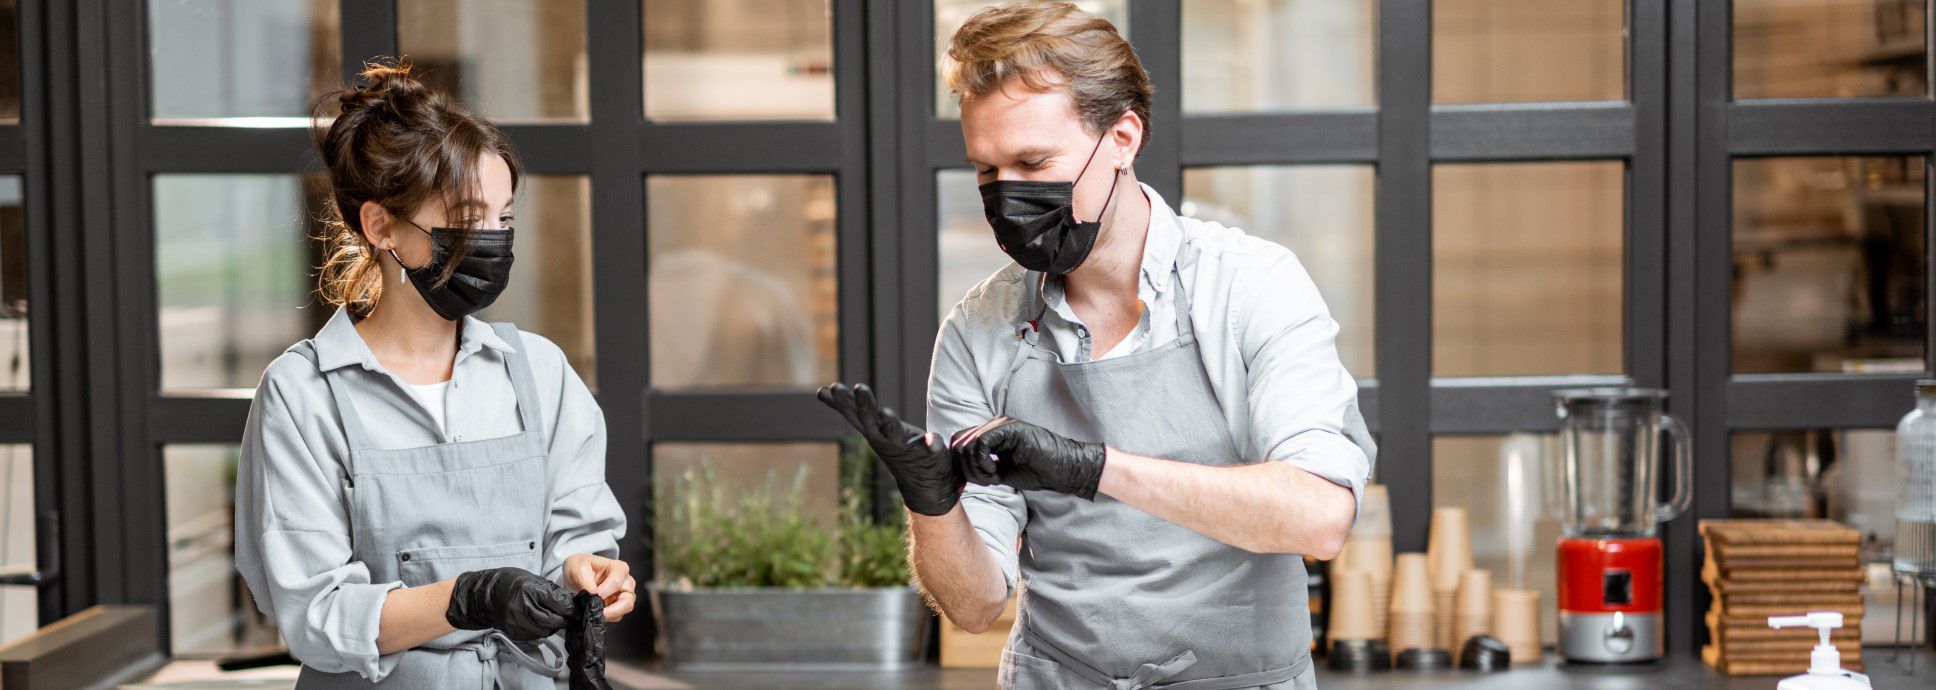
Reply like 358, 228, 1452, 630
445, 567, 572, 641
951, 416, 1106, 500
817, 383, 962, 516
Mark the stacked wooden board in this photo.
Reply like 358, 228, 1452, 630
1699, 519, 1864, 675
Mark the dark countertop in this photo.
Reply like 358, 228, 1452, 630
610, 648, 1936, 690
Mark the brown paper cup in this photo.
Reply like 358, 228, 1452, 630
1428, 507, 1473, 593
1392, 553, 1435, 614
1330, 569, 1379, 640
1352, 484, 1392, 539
1492, 589, 1542, 665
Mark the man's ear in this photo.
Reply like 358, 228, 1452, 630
358, 201, 394, 251
1109, 110, 1144, 171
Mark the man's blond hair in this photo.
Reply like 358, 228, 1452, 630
944, 2, 1154, 156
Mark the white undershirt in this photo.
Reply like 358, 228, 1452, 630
407, 380, 450, 434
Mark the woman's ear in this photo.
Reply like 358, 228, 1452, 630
358, 201, 394, 251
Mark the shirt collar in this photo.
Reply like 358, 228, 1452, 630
1038, 183, 1182, 315
310, 306, 518, 373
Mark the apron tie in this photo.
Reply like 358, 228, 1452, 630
473, 631, 566, 689
1113, 650, 1198, 690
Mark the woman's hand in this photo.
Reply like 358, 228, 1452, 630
563, 554, 636, 622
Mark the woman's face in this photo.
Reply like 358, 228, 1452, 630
389, 153, 517, 271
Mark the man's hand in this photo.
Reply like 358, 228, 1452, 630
951, 416, 1106, 500
817, 383, 962, 515
563, 554, 635, 622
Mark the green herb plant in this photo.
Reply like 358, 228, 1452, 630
654, 439, 911, 590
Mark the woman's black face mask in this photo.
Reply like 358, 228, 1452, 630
976, 133, 1122, 275
390, 220, 515, 321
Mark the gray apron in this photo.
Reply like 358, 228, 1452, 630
290, 322, 566, 689
992, 249, 1317, 690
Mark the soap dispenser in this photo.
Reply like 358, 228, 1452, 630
1766, 612, 1869, 689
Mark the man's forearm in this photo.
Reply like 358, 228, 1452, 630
1096, 450, 1354, 557
376, 578, 458, 655
907, 504, 1010, 633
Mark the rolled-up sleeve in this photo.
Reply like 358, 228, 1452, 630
1237, 251, 1377, 513
537, 349, 626, 586
927, 308, 1026, 594
233, 374, 404, 682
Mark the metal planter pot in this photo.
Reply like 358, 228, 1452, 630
657, 587, 933, 670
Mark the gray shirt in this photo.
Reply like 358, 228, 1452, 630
927, 183, 1377, 590
233, 307, 625, 680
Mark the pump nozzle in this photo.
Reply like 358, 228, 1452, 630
1768, 612, 1844, 675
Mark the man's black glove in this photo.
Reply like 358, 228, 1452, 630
445, 567, 572, 641
817, 383, 962, 516
951, 416, 1106, 500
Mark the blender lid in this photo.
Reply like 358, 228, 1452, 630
1553, 387, 1669, 404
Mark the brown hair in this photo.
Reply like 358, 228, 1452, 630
944, 2, 1153, 156
311, 59, 521, 318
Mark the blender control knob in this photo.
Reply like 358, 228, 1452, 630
1603, 611, 1635, 654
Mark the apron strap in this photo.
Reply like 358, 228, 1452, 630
1167, 257, 1194, 342
1024, 624, 1307, 690
490, 322, 548, 439
289, 341, 371, 473
473, 631, 566, 687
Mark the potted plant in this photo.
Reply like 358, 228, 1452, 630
650, 443, 932, 670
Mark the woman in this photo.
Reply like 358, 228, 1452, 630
234, 62, 630, 689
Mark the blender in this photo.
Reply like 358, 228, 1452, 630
1553, 388, 1692, 663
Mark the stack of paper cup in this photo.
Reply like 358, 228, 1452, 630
1492, 589, 1542, 665
1328, 569, 1380, 641
1336, 486, 1393, 638
1427, 507, 1471, 650
1388, 553, 1435, 657
1452, 569, 1493, 664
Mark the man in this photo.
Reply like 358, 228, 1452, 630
820, 3, 1375, 688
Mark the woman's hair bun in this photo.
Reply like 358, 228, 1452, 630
331, 58, 438, 119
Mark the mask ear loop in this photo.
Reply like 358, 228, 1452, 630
1072, 132, 1124, 225
387, 218, 437, 272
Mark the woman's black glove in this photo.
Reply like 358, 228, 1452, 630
566, 592, 613, 690
445, 567, 573, 641
952, 416, 1107, 500
817, 383, 962, 516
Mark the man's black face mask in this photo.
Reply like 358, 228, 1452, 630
977, 133, 1121, 275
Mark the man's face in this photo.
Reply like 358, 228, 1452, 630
960, 77, 1128, 223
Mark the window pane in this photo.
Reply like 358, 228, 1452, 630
0, 0, 19, 122
165, 444, 278, 657
397, 0, 588, 122
1433, 0, 1625, 104
0, 444, 31, 645
647, 175, 837, 389
643, 0, 834, 122
1181, 0, 1376, 112
1433, 434, 1564, 645
652, 442, 842, 529
936, 169, 1011, 321
1433, 162, 1624, 377
148, 0, 341, 123
0, 176, 24, 392
156, 174, 329, 392
934, 0, 1127, 119
1734, 156, 1926, 374
1735, 0, 1927, 100
475, 175, 596, 385
1183, 166, 1375, 378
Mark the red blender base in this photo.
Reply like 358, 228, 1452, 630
1557, 537, 1664, 663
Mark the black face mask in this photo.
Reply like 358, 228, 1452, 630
389, 221, 515, 321
977, 134, 1122, 275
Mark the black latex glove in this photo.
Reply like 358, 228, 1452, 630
817, 382, 962, 516
951, 416, 1107, 500
445, 567, 572, 641
566, 592, 613, 690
